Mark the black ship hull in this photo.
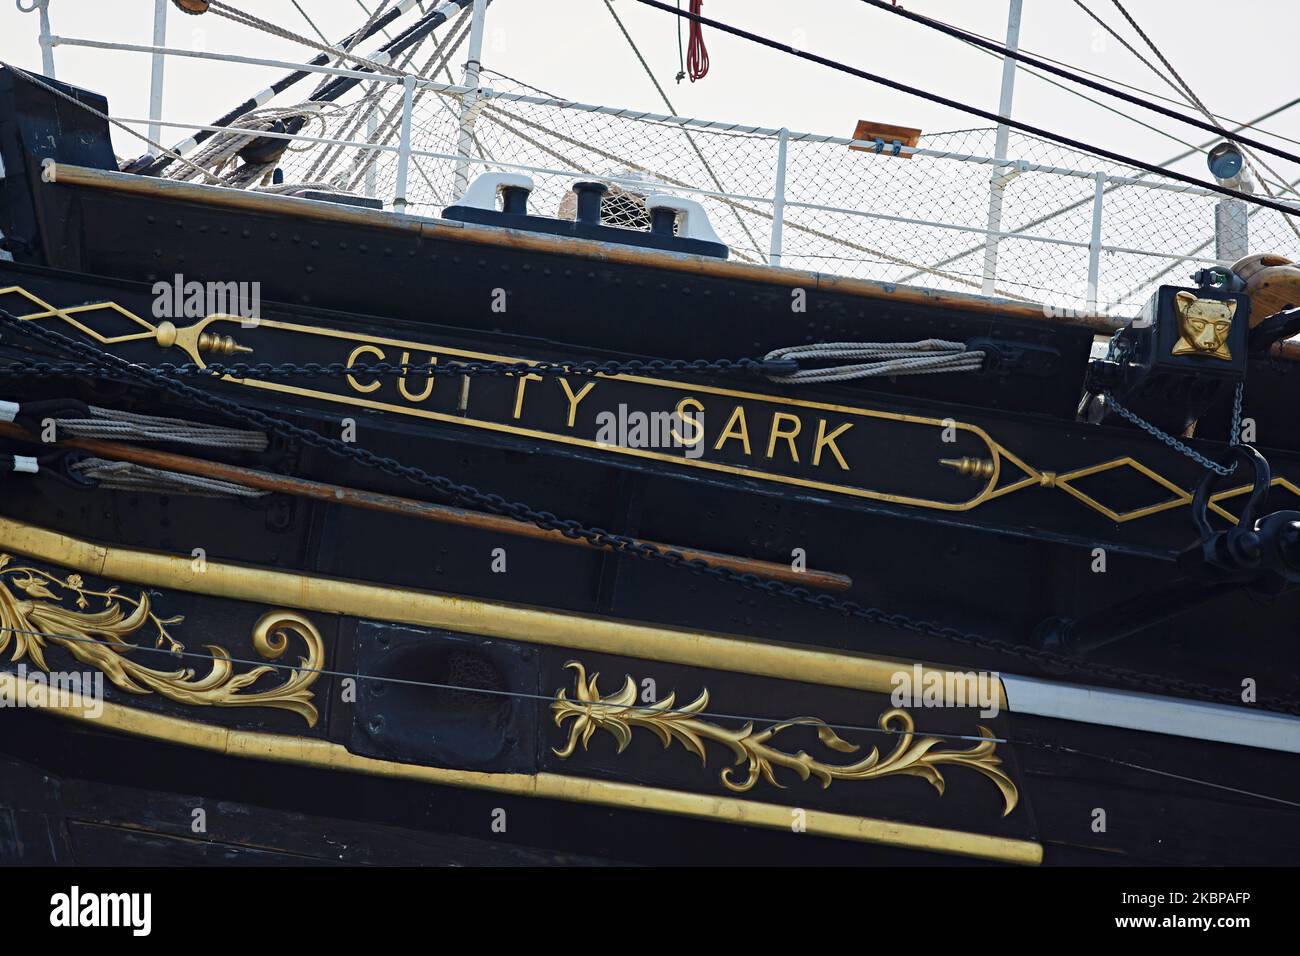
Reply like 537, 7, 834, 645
2, 71, 1299, 867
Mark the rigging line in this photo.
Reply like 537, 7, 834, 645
919, 13, 1300, 149
302, 15, 436, 184
632, 0, 1300, 218
1108, 0, 1217, 116
204, 0, 404, 77
289, 0, 332, 45
1071, 0, 1186, 101
851, 0, 1300, 170
310, 0, 397, 100
7, 623, 1300, 810
0, 60, 225, 186
1104, 0, 1300, 234
961, 39, 1206, 168
138, 0, 421, 178
675, 0, 686, 82
1030, 740, 1300, 810
6, 312, 1291, 717
317, 10, 473, 194
898, 97, 1300, 286
960, 32, 1296, 204
479, 67, 561, 99
601, 0, 766, 261
355, 0, 397, 42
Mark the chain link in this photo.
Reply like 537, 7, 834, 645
1103, 385, 1244, 476
3, 311, 1295, 716
0, 357, 785, 381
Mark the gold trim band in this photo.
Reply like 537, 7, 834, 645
4, 673, 1041, 865
0, 516, 1004, 707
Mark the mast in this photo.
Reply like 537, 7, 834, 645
147, 0, 169, 155
980, 0, 1024, 295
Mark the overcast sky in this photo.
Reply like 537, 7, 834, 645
3, 1, 1298, 186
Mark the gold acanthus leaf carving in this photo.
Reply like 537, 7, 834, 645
551, 661, 1019, 816
0, 555, 323, 725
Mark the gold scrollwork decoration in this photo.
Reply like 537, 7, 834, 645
551, 662, 1018, 816
0, 555, 323, 725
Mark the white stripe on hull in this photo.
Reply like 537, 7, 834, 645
1003, 674, 1300, 755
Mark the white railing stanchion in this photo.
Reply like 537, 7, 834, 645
364, 110, 379, 199
769, 127, 789, 267
1087, 171, 1106, 312
147, 0, 168, 155
20, 0, 58, 78
393, 74, 416, 214
453, 0, 489, 201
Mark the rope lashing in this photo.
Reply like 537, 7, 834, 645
762, 339, 986, 383
10, 401, 267, 451
166, 104, 335, 187
68, 458, 268, 499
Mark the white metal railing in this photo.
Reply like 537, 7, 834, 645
20, 3, 1300, 320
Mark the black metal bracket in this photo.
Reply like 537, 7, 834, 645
966, 337, 1061, 377
1038, 445, 1300, 654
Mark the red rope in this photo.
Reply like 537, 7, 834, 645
686, 0, 709, 81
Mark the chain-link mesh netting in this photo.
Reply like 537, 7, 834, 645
266, 62, 1300, 319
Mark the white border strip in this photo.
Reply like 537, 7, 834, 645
1003, 674, 1300, 755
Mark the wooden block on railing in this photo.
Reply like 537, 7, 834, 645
849, 120, 921, 158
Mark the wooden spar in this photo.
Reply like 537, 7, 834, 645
0, 422, 852, 591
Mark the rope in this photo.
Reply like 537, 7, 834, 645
337, 16, 475, 195
308, 0, 395, 99
852, 0, 1300, 171
685, 0, 709, 82
166, 104, 335, 186
633, 1, 1300, 220
5, 309, 1292, 717
1105, 0, 1300, 238
763, 340, 985, 383
53, 405, 268, 450
69, 457, 268, 498
205, 0, 404, 78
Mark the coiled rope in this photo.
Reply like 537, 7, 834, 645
763, 339, 985, 383
68, 458, 268, 498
